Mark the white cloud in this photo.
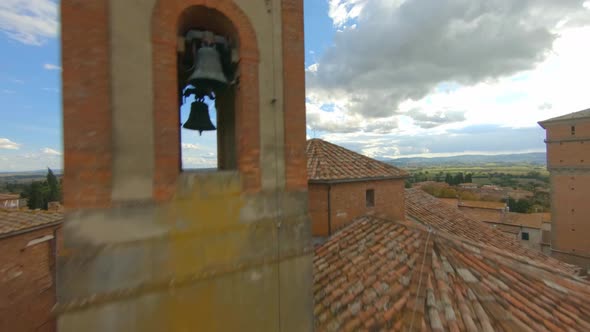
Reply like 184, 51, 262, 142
306, 1, 590, 159
42, 87, 59, 93
41, 147, 61, 156
0, 151, 61, 171
181, 143, 206, 150
328, 0, 372, 28
1, 89, 16, 94
0, 138, 20, 150
0, 0, 58, 45
43, 63, 61, 71
181, 139, 218, 169
309, 0, 590, 124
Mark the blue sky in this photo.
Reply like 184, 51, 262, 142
1, 0, 589, 171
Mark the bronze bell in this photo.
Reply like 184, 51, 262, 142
187, 45, 228, 92
182, 101, 216, 135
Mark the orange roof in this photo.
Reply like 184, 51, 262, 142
438, 198, 458, 207
0, 193, 20, 200
405, 189, 579, 275
503, 213, 548, 229
460, 208, 503, 223
313, 216, 590, 331
458, 199, 506, 210
306, 139, 408, 182
0, 210, 63, 237
461, 208, 549, 230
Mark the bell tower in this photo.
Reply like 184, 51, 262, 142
58, 0, 311, 331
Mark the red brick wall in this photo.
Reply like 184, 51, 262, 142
152, 0, 261, 200
545, 121, 590, 140
545, 121, 590, 267
282, 0, 308, 192
308, 179, 406, 236
0, 225, 60, 332
62, 0, 112, 210
551, 174, 590, 258
547, 142, 589, 168
308, 184, 329, 236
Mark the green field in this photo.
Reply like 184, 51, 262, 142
404, 164, 548, 177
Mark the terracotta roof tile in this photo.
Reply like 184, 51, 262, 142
313, 216, 590, 331
458, 200, 506, 210
306, 139, 408, 182
0, 193, 20, 200
406, 188, 580, 275
0, 209, 63, 236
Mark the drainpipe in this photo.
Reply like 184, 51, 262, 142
327, 184, 332, 236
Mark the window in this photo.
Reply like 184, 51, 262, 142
571, 125, 576, 135
521, 232, 529, 241
366, 189, 375, 208
176, 17, 240, 172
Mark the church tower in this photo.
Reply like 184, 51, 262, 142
58, 1, 311, 330
539, 108, 590, 269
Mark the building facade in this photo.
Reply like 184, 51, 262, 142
307, 139, 408, 237
0, 210, 62, 332
58, 1, 312, 331
0, 194, 25, 209
539, 108, 590, 268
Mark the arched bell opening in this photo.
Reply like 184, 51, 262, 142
177, 6, 239, 171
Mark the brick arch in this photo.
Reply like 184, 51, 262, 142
152, 0, 260, 201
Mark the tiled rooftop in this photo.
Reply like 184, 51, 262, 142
406, 189, 580, 275
306, 139, 408, 182
313, 216, 590, 331
0, 193, 20, 200
462, 208, 548, 230
458, 200, 506, 210
539, 107, 590, 126
0, 209, 63, 236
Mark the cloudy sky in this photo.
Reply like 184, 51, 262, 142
0, 0, 589, 171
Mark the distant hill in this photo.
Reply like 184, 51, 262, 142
383, 152, 546, 167
0, 169, 63, 184
0, 169, 63, 176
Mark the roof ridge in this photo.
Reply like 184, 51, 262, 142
539, 107, 590, 126
306, 139, 408, 182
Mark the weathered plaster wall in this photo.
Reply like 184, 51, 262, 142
58, 172, 313, 331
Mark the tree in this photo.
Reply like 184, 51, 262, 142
20, 169, 62, 210
465, 173, 472, 183
454, 172, 464, 184
46, 168, 61, 202
508, 198, 532, 213
24, 181, 47, 210
445, 173, 453, 185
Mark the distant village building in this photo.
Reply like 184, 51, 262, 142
306, 139, 408, 237
539, 108, 590, 268
0, 194, 26, 209
458, 182, 478, 189
439, 198, 549, 251
0, 209, 62, 332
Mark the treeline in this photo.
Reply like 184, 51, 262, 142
407, 171, 473, 187
18, 168, 62, 210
